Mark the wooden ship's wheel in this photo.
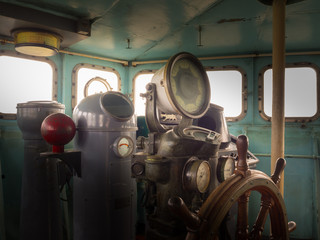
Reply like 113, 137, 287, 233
168, 135, 296, 240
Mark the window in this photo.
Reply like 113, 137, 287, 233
132, 71, 155, 116
259, 63, 319, 122
72, 64, 120, 109
0, 52, 56, 118
206, 67, 247, 121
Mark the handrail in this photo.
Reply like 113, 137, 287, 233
252, 153, 320, 160
131, 51, 320, 66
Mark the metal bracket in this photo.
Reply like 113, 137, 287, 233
144, 83, 167, 133
40, 150, 82, 177
173, 116, 193, 138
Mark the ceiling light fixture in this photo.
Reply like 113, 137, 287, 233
12, 29, 62, 57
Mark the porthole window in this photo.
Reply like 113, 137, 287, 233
72, 64, 120, 109
132, 71, 155, 116
0, 51, 56, 119
259, 63, 319, 122
206, 67, 247, 121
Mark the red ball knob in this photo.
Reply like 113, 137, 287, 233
41, 113, 76, 153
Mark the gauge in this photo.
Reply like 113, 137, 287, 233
131, 162, 145, 176
113, 136, 134, 158
183, 157, 211, 193
217, 156, 235, 183
196, 161, 211, 193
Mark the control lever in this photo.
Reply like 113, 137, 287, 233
270, 158, 297, 233
40, 113, 81, 179
271, 157, 286, 185
167, 196, 201, 232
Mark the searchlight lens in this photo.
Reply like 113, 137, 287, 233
151, 52, 210, 119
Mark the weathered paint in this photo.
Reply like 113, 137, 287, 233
1, 0, 320, 61
1, 42, 320, 239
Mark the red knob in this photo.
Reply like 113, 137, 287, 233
41, 113, 76, 153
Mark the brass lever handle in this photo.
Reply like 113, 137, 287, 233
271, 157, 286, 185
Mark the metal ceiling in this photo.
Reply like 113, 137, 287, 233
0, 0, 319, 61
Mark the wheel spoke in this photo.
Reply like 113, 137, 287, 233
237, 191, 251, 239
249, 194, 272, 240
269, 206, 282, 240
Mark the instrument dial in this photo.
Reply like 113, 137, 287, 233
183, 157, 211, 193
113, 136, 134, 158
196, 161, 211, 193
217, 156, 235, 183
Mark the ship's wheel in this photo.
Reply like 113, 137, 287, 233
168, 135, 296, 240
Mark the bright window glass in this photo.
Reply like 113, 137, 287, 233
134, 73, 154, 116
263, 67, 317, 117
206, 70, 242, 117
0, 56, 53, 113
77, 67, 119, 105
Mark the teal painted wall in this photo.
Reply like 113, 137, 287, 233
0, 43, 319, 239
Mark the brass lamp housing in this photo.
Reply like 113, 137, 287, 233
151, 52, 211, 119
12, 29, 62, 57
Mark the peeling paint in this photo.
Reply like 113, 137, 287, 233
217, 16, 262, 24
217, 18, 246, 24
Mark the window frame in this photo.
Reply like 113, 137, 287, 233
0, 50, 57, 120
258, 62, 320, 123
205, 66, 248, 122
72, 63, 121, 110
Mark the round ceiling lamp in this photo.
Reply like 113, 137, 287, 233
12, 29, 62, 57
